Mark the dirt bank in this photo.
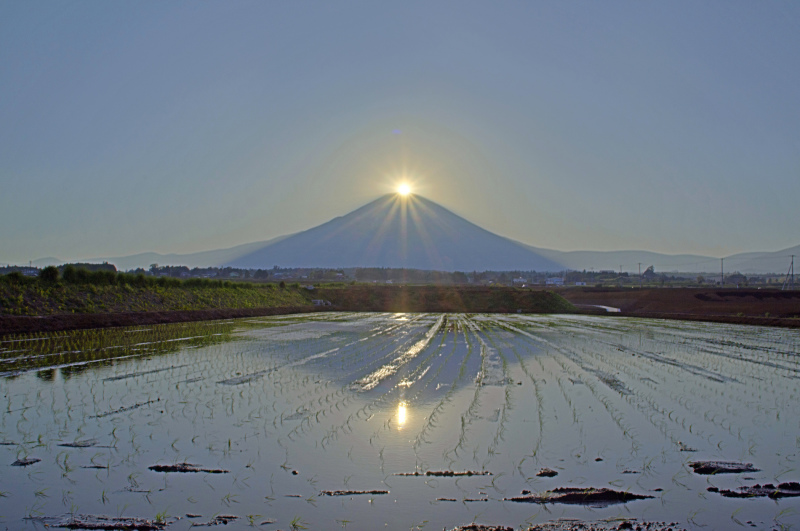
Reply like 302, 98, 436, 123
561, 287, 800, 328
314, 286, 575, 313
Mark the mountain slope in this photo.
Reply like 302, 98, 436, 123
227, 194, 563, 271
29, 194, 798, 274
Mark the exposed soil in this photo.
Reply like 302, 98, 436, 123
320, 489, 389, 496
58, 439, 107, 448
561, 287, 800, 328
395, 470, 492, 477
504, 487, 654, 505
315, 286, 575, 314
11, 457, 41, 466
527, 521, 685, 531
452, 520, 686, 531
536, 468, 559, 477
148, 462, 229, 474
188, 515, 238, 527
707, 481, 800, 498
29, 514, 168, 530
452, 526, 514, 531
91, 399, 160, 419
688, 460, 759, 475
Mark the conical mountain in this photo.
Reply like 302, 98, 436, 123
227, 194, 563, 271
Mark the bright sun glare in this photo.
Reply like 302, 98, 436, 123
397, 183, 411, 196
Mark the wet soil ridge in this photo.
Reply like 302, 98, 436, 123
91, 399, 159, 419
27, 514, 169, 530
320, 489, 389, 496
688, 460, 759, 475
504, 487, 654, 505
58, 438, 112, 448
452, 526, 514, 531
395, 469, 492, 477
217, 370, 269, 385
190, 515, 239, 526
148, 462, 229, 474
11, 457, 41, 466
707, 481, 800, 498
452, 521, 686, 531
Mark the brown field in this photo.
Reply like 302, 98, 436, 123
560, 287, 800, 328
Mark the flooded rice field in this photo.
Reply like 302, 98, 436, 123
1, 313, 799, 530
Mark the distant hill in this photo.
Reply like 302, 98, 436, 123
29, 194, 798, 274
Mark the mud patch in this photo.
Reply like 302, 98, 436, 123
148, 462, 229, 474
395, 470, 492, 477
504, 487, 654, 505
707, 481, 800, 499
28, 514, 169, 530
522, 520, 686, 531
11, 457, 40, 466
320, 489, 388, 496
689, 461, 759, 475
104, 365, 187, 382
585, 368, 631, 395
189, 514, 239, 526
91, 399, 159, 419
217, 370, 268, 385
536, 468, 558, 477
452, 526, 513, 531
59, 438, 111, 448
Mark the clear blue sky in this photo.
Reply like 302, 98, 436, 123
2, 1, 798, 264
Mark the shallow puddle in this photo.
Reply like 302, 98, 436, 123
1, 313, 799, 529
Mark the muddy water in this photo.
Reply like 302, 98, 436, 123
1, 313, 799, 530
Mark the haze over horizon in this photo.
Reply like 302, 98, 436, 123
2, 1, 799, 265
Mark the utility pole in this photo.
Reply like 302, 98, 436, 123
782, 255, 795, 291
720, 258, 724, 287
638, 262, 642, 289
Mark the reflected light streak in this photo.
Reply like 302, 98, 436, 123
397, 401, 408, 429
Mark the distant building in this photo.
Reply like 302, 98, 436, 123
546, 277, 564, 286
575, 281, 586, 286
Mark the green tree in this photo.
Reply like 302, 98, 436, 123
39, 266, 59, 282
62, 264, 78, 283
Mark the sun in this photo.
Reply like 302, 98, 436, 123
397, 183, 412, 196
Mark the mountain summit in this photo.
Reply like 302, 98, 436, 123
227, 194, 563, 271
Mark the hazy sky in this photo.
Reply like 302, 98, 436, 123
2, 1, 799, 264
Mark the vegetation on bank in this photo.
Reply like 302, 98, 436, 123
0, 267, 575, 317
0, 268, 312, 316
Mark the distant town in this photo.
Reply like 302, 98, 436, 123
0, 262, 792, 289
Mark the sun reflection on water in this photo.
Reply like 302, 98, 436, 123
397, 401, 408, 430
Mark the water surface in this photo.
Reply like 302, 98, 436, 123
2, 313, 799, 529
